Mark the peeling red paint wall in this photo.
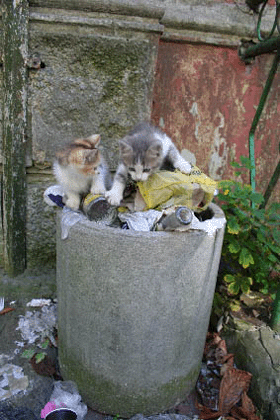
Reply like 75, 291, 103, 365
151, 41, 280, 203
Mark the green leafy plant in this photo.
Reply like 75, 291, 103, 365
215, 156, 280, 298
21, 338, 50, 364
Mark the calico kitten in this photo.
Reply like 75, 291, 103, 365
105, 122, 192, 206
53, 134, 110, 211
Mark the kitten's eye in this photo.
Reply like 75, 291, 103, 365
143, 168, 151, 173
128, 167, 136, 172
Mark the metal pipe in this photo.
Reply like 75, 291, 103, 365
239, 36, 280, 61
260, 155, 280, 208
248, 48, 280, 199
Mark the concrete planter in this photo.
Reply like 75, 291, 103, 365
56, 203, 225, 417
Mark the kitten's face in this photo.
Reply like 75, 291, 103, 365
119, 135, 163, 182
56, 134, 102, 176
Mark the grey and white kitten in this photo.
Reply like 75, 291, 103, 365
53, 134, 110, 211
105, 122, 192, 206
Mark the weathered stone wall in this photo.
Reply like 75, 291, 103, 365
0, 1, 162, 269
0, 0, 278, 270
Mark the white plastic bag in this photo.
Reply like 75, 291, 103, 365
49, 381, 87, 420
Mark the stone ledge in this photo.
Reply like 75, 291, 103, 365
29, 8, 164, 35
0, 2, 277, 46
26, 1, 277, 39
29, 0, 166, 19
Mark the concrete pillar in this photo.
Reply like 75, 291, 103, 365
2, 0, 29, 275
56, 203, 225, 417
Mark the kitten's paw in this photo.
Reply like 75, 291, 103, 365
105, 189, 122, 206
177, 161, 192, 174
90, 186, 106, 196
65, 196, 81, 211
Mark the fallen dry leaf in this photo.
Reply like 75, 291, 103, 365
0, 307, 15, 315
196, 403, 223, 419
197, 332, 260, 420
219, 367, 252, 415
220, 354, 235, 376
241, 391, 256, 414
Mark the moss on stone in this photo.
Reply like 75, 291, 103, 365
59, 346, 200, 417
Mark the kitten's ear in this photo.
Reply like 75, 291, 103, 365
119, 139, 133, 157
83, 148, 99, 164
147, 141, 162, 158
55, 149, 70, 166
87, 134, 101, 148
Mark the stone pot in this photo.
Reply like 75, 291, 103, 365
56, 203, 225, 417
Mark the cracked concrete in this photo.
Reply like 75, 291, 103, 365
224, 320, 280, 420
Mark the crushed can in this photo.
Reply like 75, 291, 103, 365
159, 206, 193, 231
82, 193, 118, 224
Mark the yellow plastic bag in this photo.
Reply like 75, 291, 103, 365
137, 166, 217, 212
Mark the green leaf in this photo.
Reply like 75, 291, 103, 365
231, 161, 241, 168
239, 247, 254, 268
240, 277, 253, 294
227, 282, 240, 295
267, 242, 280, 255
41, 339, 50, 350
227, 218, 241, 234
224, 274, 235, 284
35, 352, 46, 364
21, 349, 36, 359
240, 155, 254, 169
273, 230, 280, 243
257, 230, 267, 244
268, 253, 278, 263
250, 192, 264, 205
228, 240, 241, 254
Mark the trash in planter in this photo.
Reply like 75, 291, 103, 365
44, 185, 65, 208
82, 193, 118, 223
157, 206, 193, 231
45, 161, 223, 235
41, 381, 87, 420
118, 209, 162, 231
60, 208, 88, 240
136, 167, 217, 212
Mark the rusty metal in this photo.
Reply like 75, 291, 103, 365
239, 36, 280, 60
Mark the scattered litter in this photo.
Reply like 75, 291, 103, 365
41, 381, 87, 420
17, 303, 57, 346
0, 363, 29, 400
0, 307, 15, 316
27, 299, 52, 307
